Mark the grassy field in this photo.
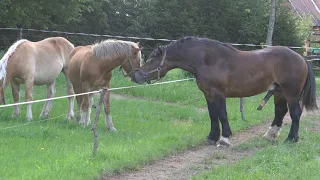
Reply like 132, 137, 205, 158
0, 67, 278, 180
194, 115, 320, 180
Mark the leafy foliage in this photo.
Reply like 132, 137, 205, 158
0, 0, 311, 53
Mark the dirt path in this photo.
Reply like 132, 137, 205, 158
102, 96, 320, 180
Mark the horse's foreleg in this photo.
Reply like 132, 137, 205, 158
218, 97, 232, 147
103, 83, 116, 132
40, 81, 55, 118
0, 86, 5, 105
79, 83, 91, 127
62, 68, 75, 120
25, 77, 34, 121
263, 92, 288, 141
11, 81, 20, 117
75, 95, 82, 123
206, 96, 221, 147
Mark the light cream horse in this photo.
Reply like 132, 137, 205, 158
68, 39, 142, 130
0, 37, 75, 121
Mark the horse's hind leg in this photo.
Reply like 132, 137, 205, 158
25, 77, 34, 121
79, 83, 92, 127
0, 87, 5, 105
263, 92, 288, 141
62, 68, 75, 120
11, 80, 21, 117
75, 95, 82, 123
103, 82, 116, 132
40, 81, 56, 118
285, 97, 302, 143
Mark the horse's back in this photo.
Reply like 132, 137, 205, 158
258, 46, 308, 94
68, 45, 93, 84
12, 37, 74, 84
226, 46, 308, 97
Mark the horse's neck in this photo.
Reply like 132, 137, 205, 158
101, 54, 129, 72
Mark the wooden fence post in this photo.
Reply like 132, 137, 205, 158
240, 98, 246, 121
91, 89, 107, 158
19, 28, 23, 40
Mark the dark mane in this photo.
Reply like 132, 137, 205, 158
147, 36, 238, 61
163, 36, 238, 53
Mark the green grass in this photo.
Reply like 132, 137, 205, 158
111, 69, 207, 107
193, 115, 320, 180
0, 69, 318, 179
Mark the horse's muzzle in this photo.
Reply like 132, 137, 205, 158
131, 71, 146, 85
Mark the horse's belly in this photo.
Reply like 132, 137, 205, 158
226, 84, 270, 97
33, 69, 61, 85
227, 75, 273, 97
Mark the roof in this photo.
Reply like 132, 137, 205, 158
288, 0, 320, 27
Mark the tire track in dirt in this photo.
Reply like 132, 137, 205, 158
102, 95, 320, 180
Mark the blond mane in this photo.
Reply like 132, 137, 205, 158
0, 39, 29, 86
92, 39, 139, 60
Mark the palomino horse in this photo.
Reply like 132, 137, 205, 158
68, 39, 142, 130
132, 36, 318, 146
0, 37, 75, 121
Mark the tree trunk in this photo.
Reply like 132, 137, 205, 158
240, 0, 276, 121
266, 0, 276, 46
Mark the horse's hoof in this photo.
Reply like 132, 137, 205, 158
66, 115, 74, 121
76, 116, 81, 123
263, 132, 274, 141
11, 114, 20, 118
108, 127, 117, 132
284, 137, 299, 143
207, 139, 218, 146
218, 136, 231, 147
39, 113, 49, 119
263, 126, 281, 141
79, 122, 87, 127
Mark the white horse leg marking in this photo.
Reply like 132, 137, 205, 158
217, 136, 230, 147
106, 115, 116, 132
25, 77, 34, 121
103, 87, 116, 132
79, 93, 91, 127
11, 81, 20, 117
85, 94, 94, 126
79, 110, 88, 127
62, 69, 75, 120
75, 95, 82, 123
66, 81, 75, 120
263, 125, 281, 140
40, 81, 55, 118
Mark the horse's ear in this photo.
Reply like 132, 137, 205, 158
157, 47, 162, 54
132, 45, 143, 55
136, 42, 140, 46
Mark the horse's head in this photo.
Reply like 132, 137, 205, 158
120, 42, 143, 78
131, 46, 169, 84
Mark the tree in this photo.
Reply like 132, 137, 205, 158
266, 0, 277, 46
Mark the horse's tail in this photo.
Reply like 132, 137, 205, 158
0, 39, 28, 88
300, 61, 318, 111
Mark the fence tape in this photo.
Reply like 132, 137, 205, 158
0, 78, 195, 109
1, 27, 320, 50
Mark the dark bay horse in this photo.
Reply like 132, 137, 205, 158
131, 36, 318, 146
